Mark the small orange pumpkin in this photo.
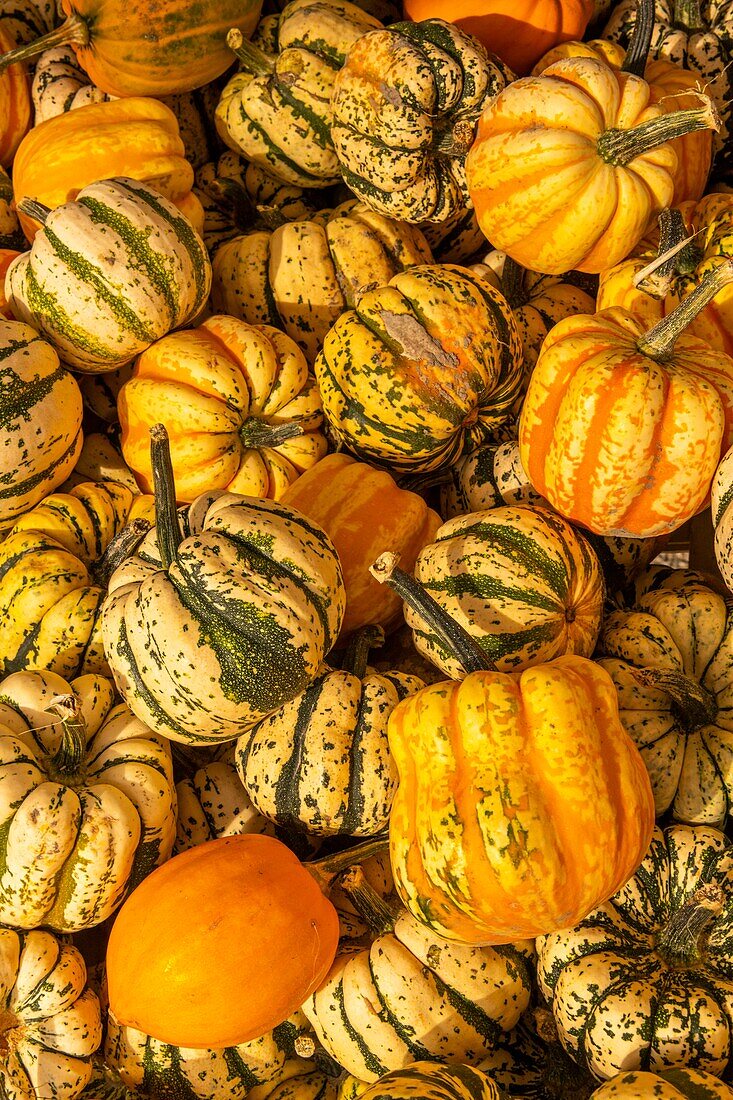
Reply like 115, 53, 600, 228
0, 21, 31, 167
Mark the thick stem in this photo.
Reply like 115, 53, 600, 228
48, 696, 87, 776
227, 28, 275, 75
90, 518, 152, 587
634, 208, 698, 299
306, 831, 389, 893
369, 552, 496, 676
203, 176, 259, 232
239, 417, 305, 449
626, 667, 717, 730
621, 0, 655, 75
337, 866, 400, 935
149, 424, 183, 571
596, 99, 719, 167
341, 625, 385, 680
0, 14, 88, 73
433, 116, 476, 157
16, 198, 52, 226
655, 883, 723, 966
673, 0, 704, 30
499, 256, 528, 308
637, 259, 733, 359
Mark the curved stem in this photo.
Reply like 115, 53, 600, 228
655, 883, 723, 966
637, 259, 733, 359
48, 696, 87, 776
622, 0, 655, 75
673, 0, 704, 30
90, 518, 152, 587
597, 99, 719, 167
150, 424, 183, 571
341, 625, 385, 680
16, 198, 52, 226
634, 208, 696, 299
369, 552, 496, 675
226, 27, 274, 75
0, 14, 88, 73
433, 116, 476, 157
337, 866, 400, 935
239, 418, 305, 449
306, 831, 389, 893
626, 667, 717, 730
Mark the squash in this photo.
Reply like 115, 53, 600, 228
304, 866, 532, 1081
597, 197, 733, 357
712, 443, 733, 590
0, 480, 153, 679
537, 823, 733, 1078
216, 1, 384, 189
421, 206, 487, 264
0, 926, 102, 1100
0, 319, 83, 533
0, 165, 24, 251
60, 433, 142, 495
101, 425, 345, 745
6, 178, 212, 374
0, 0, 263, 98
0, 670, 175, 931
250, 1062, 340, 1100
349, 1062, 509, 1099
0, 21, 31, 168
0, 0, 54, 46
0, 247, 19, 316
31, 44, 110, 122
210, 200, 433, 363
402, 0, 594, 75
238, 626, 423, 836
465, 56, 718, 274
105, 832, 388, 1049
371, 552, 655, 944
13, 98, 205, 241
315, 264, 523, 473
282, 452, 442, 639
519, 265, 733, 538
591, 1069, 733, 1098
78, 364, 134, 427
330, 18, 513, 223
118, 314, 327, 503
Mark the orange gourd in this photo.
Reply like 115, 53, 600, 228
0, 249, 19, 316
0, 22, 31, 167
403, 0, 594, 75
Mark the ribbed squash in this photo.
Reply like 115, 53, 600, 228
0, 480, 154, 679
282, 452, 442, 638
331, 18, 513, 223
0, 247, 18, 316
592, 1069, 733, 1098
304, 868, 532, 1081
175, 745, 272, 853
12, 98, 205, 241
101, 427, 345, 745
77, 364, 133, 427
119, 315, 327, 503
211, 200, 433, 363
6, 178, 212, 374
60, 433, 143, 495
238, 627, 423, 836
0, 21, 31, 167
465, 56, 717, 274
216, 0, 383, 189
0, 0, 54, 45
0, 165, 24, 250
0, 319, 83, 532
0, 669, 175, 931
315, 265, 523, 473
712, 444, 733, 589
538, 823, 733, 1079
421, 206, 487, 264
250, 1063, 340, 1100
350, 1062, 509, 1099
0, 927, 102, 1100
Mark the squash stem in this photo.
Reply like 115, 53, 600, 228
596, 98, 719, 167
655, 883, 723, 966
16, 198, 52, 226
432, 115, 477, 157
341, 625, 385, 680
626, 667, 717, 731
673, 0, 704, 31
634, 208, 697, 299
90, 518, 152, 588
338, 866, 400, 935
239, 418, 305, 449
621, 0, 655, 75
637, 259, 733, 360
201, 176, 259, 233
0, 13, 88, 73
48, 696, 87, 777
149, 424, 183, 571
226, 28, 275, 75
369, 552, 496, 675
306, 831, 389, 893
499, 256, 528, 308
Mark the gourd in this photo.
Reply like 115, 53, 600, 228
250, 1062, 340, 1100
421, 206, 487, 263
0, 247, 18, 316
350, 1062, 509, 1099
118, 314, 327, 503
60, 433, 142, 495
281, 452, 442, 638
175, 745, 273, 853
0, 0, 263, 98
591, 1069, 733, 1097
210, 200, 433, 363
370, 552, 655, 944
0, 0, 55, 46
6, 178, 212, 374
0, 165, 24, 250
304, 866, 532, 1081
0, 926, 102, 1100
465, 55, 718, 274
216, 0, 384, 189
238, 626, 424, 836
0, 320, 83, 533
315, 264, 523, 473
101, 426, 345, 745
330, 18, 513, 223
0, 22, 31, 167
12, 98, 205, 241
537, 823, 733, 1079
0, 669, 175, 930
712, 444, 733, 589
519, 263, 733, 537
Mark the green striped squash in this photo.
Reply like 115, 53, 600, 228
6, 177, 212, 374
0, 0, 56, 46
0, 669, 175, 931
215, 0, 383, 188
250, 1063, 340, 1100
175, 745, 272, 853
0, 165, 25, 250
356, 1065, 508, 1100
0, 320, 83, 532
421, 206, 488, 264
315, 265, 523, 473
592, 1069, 733, 1098
408, 504, 605, 678
537, 823, 733, 1080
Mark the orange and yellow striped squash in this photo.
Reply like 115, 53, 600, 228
386, 654, 655, 944
0, 21, 31, 167
12, 97, 204, 240
465, 56, 717, 274
119, 315, 328, 504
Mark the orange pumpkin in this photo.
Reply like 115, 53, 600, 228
0, 249, 19, 317
403, 0, 594, 75
281, 452, 442, 640
0, 21, 31, 167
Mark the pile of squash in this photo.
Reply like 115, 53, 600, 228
1, 0, 733, 1095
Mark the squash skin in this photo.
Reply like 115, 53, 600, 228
0, 22, 31, 168
106, 833, 341, 1049
0, 165, 25, 251
0, 248, 19, 316
591, 1069, 733, 1097
387, 655, 655, 944
353, 1062, 508, 1099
